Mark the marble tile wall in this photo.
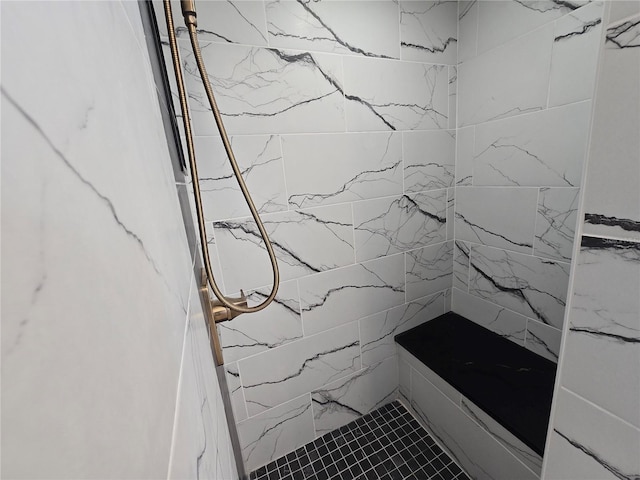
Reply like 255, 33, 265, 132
1, 2, 237, 479
453, 0, 606, 363
154, 0, 458, 472
543, 3, 640, 478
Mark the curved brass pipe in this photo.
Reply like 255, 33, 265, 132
163, 0, 279, 317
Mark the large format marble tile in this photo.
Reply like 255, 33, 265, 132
299, 254, 405, 336
406, 241, 453, 301
311, 356, 398, 436
544, 388, 640, 480
343, 56, 449, 131
360, 292, 445, 366
399, 1, 458, 64
446, 188, 455, 241
455, 126, 474, 185
410, 369, 538, 480
458, 24, 553, 126
457, 1, 479, 64
452, 289, 527, 346
283, 132, 403, 209
239, 322, 360, 416
353, 191, 447, 262
218, 280, 302, 364
194, 134, 288, 221
236, 394, 315, 473
453, 241, 471, 291
476, 0, 587, 55
184, 42, 346, 135
266, 0, 400, 59
524, 319, 561, 362
153, 0, 268, 46
213, 203, 354, 293
582, 15, 640, 242
399, 347, 461, 404
549, 2, 604, 107
455, 187, 538, 253
609, 1, 640, 23
448, 66, 457, 129
473, 101, 591, 187
468, 245, 570, 329
403, 130, 455, 193
561, 237, 640, 428
225, 363, 248, 423
535, 187, 580, 262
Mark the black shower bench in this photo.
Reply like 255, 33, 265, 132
395, 312, 557, 457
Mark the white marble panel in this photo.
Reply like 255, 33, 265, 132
525, 319, 562, 362
312, 356, 399, 436
410, 369, 538, 480
219, 280, 302, 363
444, 288, 452, 312
455, 126, 474, 185
403, 130, 456, 193
343, 56, 449, 131
153, 0, 268, 46
184, 43, 346, 135
549, 2, 604, 107
194, 135, 288, 221
458, 1, 479, 63
610, 1, 640, 23
1, 2, 195, 476
283, 132, 403, 209
458, 24, 553, 126
446, 188, 455, 241
353, 191, 447, 262
400, 1, 458, 64
266, 0, 400, 59
452, 289, 527, 346
398, 356, 411, 401
453, 241, 471, 291
582, 16, 640, 242
460, 397, 542, 476
473, 101, 591, 187
406, 241, 454, 301
448, 66, 457, 129
236, 394, 315, 473
561, 237, 640, 427
300, 254, 406, 336
239, 322, 360, 416
544, 388, 640, 480
455, 187, 538, 253
225, 363, 248, 423
469, 244, 570, 329
213, 203, 354, 293
360, 292, 445, 366
476, 0, 587, 54
535, 187, 580, 262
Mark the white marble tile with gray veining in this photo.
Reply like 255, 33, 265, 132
360, 292, 445, 366
225, 362, 248, 423
344, 56, 449, 131
399, 356, 411, 402
473, 101, 591, 187
312, 356, 398, 436
283, 132, 403, 209
455, 126, 474, 185
549, 2, 604, 107
458, 24, 553, 126
195, 135, 287, 221
219, 280, 302, 364
469, 244, 570, 329
535, 187, 580, 262
458, 1, 478, 64
406, 241, 453, 301
184, 42, 345, 135
455, 187, 538, 254
453, 241, 471, 291
354, 191, 447, 262
236, 394, 315, 473
239, 322, 360, 416
452, 289, 527, 346
212, 203, 354, 293
266, 0, 400, 59
525, 319, 562, 362
399, 1, 458, 64
403, 130, 455, 194
300, 254, 406, 336
561, 237, 640, 428
448, 66, 457, 129
446, 188, 455, 241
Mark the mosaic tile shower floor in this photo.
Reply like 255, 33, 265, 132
249, 401, 472, 480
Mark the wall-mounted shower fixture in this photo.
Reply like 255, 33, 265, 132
163, 0, 280, 364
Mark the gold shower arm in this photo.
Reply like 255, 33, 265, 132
163, 0, 280, 321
